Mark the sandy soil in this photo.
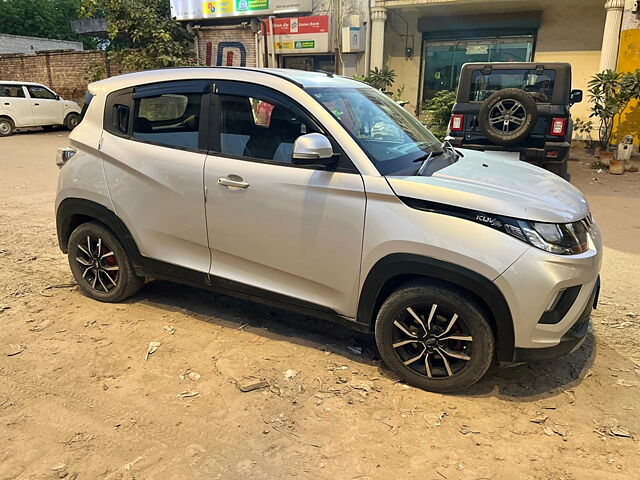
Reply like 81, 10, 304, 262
1, 131, 639, 480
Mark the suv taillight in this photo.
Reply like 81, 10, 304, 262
550, 118, 567, 136
450, 114, 464, 132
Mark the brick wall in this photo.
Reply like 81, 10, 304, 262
195, 25, 258, 67
0, 50, 126, 104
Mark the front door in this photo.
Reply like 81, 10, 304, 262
99, 80, 211, 275
204, 81, 366, 316
26, 85, 64, 125
0, 84, 32, 127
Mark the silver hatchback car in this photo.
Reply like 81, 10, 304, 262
55, 68, 602, 392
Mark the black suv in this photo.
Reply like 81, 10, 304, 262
447, 63, 583, 179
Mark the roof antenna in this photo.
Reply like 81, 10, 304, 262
317, 70, 334, 78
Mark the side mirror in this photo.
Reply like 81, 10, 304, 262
570, 89, 583, 104
55, 94, 61, 100
292, 133, 336, 168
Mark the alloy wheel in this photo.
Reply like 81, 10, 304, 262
488, 99, 526, 134
391, 303, 473, 378
75, 235, 119, 292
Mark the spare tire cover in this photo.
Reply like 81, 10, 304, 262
478, 88, 538, 146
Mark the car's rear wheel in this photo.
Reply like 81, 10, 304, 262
67, 222, 144, 302
375, 281, 494, 393
0, 117, 15, 137
65, 113, 80, 131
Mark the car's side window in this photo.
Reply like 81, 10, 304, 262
132, 92, 202, 150
27, 86, 57, 100
218, 93, 317, 164
0, 85, 26, 98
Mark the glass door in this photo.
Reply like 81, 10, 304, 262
421, 35, 534, 102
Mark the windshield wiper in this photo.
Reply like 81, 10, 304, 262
413, 149, 445, 176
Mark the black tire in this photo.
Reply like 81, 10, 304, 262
375, 281, 494, 393
0, 117, 15, 137
65, 113, 80, 131
67, 221, 144, 302
479, 88, 538, 146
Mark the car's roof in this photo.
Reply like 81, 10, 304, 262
0, 80, 46, 86
89, 67, 364, 93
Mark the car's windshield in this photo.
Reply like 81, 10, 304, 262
307, 86, 444, 175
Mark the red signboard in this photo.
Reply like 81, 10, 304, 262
263, 15, 329, 35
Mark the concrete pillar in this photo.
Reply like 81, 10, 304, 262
370, 6, 387, 71
599, 0, 625, 71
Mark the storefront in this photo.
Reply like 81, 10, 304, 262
171, 0, 368, 76
262, 15, 336, 72
371, 0, 612, 120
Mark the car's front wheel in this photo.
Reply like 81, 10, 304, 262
0, 117, 15, 137
65, 113, 80, 131
67, 221, 144, 302
375, 281, 495, 393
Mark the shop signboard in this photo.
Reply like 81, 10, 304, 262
263, 15, 330, 54
170, 0, 313, 20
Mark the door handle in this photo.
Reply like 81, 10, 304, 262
3, 102, 9, 105
34, 103, 40, 106
218, 175, 250, 190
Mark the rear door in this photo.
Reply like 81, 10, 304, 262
26, 85, 64, 125
0, 84, 32, 126
203, 81, 366, 316
100, 80, 212, 276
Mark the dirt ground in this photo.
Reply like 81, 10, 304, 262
1, 131, 639, 480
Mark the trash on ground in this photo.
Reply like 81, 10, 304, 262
7, 344, 25, 356
530, 415, 548, 424
145, 341, 161, 360
327, 365, 348, 371
347, 346, 363, 355
283, 369, 299, 381
176, 390, 200, 399
616, 378, 639, 387
458, 426, 481, 435
180, 371, 201, 382
0, 304, 10, 313
237, 377, 269, 392
163, 325, 175, 334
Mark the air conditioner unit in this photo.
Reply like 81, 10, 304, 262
342, 26, 364, 53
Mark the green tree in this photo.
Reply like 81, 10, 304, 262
80, 0, 195, 71
588, 69, 640, 149
0, 0, 96, 49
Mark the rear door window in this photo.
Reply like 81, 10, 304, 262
470, 69, 556, 103
0, 84, 26, 98
133, 92, 202, 150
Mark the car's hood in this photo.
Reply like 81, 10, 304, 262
62, 99, 81, 111
386, 149, 589, 223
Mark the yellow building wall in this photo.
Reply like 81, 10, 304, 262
616, 28, 640, 142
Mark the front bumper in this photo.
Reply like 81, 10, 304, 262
493, 224, 602, 362
512, 277, 599, 362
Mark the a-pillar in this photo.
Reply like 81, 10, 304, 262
599, 0, 625, 71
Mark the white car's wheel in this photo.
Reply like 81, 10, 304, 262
65, 113, 80, 131
0, 117, 15, 137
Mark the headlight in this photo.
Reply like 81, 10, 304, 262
515, 220, 589, 255
399, 197, 593, 256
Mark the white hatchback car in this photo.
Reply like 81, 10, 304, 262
55, 68, 602, 392
0, 81, 81, 136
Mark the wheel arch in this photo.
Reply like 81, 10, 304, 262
56, 198, 143, 267
357, 253, 515, 361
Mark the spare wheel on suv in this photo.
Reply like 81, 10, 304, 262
478, 88, 537, 146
